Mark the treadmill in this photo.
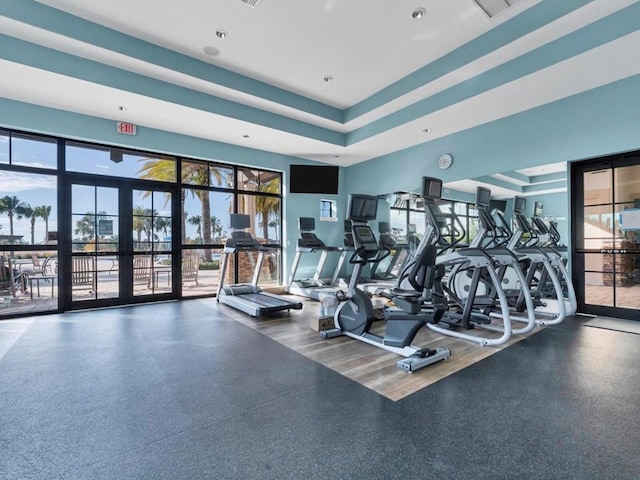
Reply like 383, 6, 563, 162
217, 214, 303, 317
286, 217, 342, 300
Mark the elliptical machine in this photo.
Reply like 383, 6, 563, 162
321, 194, 451, 372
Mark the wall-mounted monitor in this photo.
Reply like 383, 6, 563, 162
378, 221, 390, 233
347, 194, 378, 222
514, 196, 526, 214
230, 213, 251, 229
298, 217, 315, 231
534, 201, 544, 217
343, 219, 352, 232
489, 199, 507, 213
476, 187, 491, 208
290, 165, 339, 194
422, 177, 443, 200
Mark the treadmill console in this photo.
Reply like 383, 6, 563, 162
231, 231, 257, 248
299, 232, 325, 248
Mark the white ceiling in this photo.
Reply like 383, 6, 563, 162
34, 0, 539, 109
0, 0, 638, 170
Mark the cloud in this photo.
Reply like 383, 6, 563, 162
0, 171, 56, 193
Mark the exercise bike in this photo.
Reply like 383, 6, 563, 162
321, 194, 450, 372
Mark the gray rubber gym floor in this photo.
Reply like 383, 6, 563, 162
1, 300, 639, 479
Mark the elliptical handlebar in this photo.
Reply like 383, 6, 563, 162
348, 245, 391, 265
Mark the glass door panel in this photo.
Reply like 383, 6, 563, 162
71, 185, 120, 302
132, 189, 173, 296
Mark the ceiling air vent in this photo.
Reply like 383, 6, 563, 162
239, 0, 262, 7
473, 0, 522, 18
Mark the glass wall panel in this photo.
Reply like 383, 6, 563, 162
0, 172, 57, 246
1, 249, 58, 315
182, 248, 222, 297
583, 169, 612, 206
182, 161, 234, 189
237, 194, 281, 244
408, 211, 425, 237
236, 249, 281, 286
237, 168, 281, 193
0, 130, 8, 164
183, 189, 232, 246
67, 143, 176, 182
389, 209, 406, 242
10, 133, 57, 169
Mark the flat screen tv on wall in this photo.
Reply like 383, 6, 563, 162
289, 165, 339, 195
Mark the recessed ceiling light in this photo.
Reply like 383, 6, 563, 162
422, 128, 431, 133
323, 75, 333, 83
216, 29, 228, 39
412, 8, 426, 19
203, 46, 220, 56
117, 105, 127, 111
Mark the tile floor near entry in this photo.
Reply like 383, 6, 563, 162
1, 300, 639, 479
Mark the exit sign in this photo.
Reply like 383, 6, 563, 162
116, 121, 137, 135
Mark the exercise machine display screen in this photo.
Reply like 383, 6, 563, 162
422, 177, 443, 200
514, 196, 526, 213
476, 187, 491, 208
230, 213, 251, 230
347, 194, 378, 222
299, 217, 315, 231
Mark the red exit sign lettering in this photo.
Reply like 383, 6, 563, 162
116, 121, 137, 135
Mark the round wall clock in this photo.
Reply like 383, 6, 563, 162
438, 154, 453, 170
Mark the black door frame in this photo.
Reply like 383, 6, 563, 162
570, 149, 640, 320
60, 173, 181, 311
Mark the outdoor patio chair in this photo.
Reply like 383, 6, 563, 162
1, 256, 28, 297
182, 251, 200, 286
133, 255, 152, 284
72, 256, 96, 293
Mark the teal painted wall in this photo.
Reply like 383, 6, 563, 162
344, 75, 640, 196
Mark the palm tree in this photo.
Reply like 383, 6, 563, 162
138, 158, 214, 260
0, 195, 31, 246
35, 205, 52, 242
255, 177, 281, 243
210, 215, 223, 242
26, 205, 41, 245
155, 216, 171, 237
74, 212, 95, 241
188, 215, 202, 243
137, 158, 181, 239
132, 206, 148, 248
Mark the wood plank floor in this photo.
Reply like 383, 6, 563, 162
210, 297, 544, 401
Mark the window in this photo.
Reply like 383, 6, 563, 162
320, 200, 337, 219
67, 142, 176, 182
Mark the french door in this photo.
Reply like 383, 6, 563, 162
63, 178, 178, 310
571, 152, 640, 320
